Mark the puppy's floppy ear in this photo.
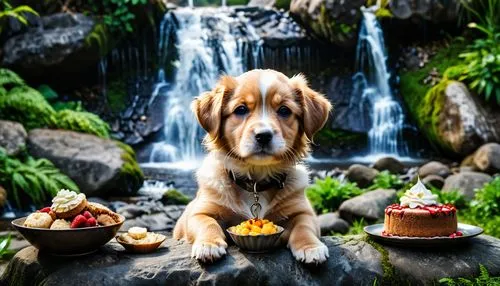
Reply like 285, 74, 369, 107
290, 74, 332, 139
191, 75, 237, 140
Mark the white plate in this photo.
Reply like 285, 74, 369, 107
364, 223, 483, 247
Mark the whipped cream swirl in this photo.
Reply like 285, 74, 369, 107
400, 178, 438, 208
51, 189, 86, 212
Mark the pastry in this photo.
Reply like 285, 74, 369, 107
50, 219, 71, 230
119, 228, 165, 245
383, 179, 458, 237
51, 189, 87, 219
128, 227, 147, 239
24, 212, 53, 228
86, 202, 122, 223
97, 214, 116, 226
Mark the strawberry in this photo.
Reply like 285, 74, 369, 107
82, 211, 93, 219
85, 217, 97, 227
71, 215, 87, 228
38, 207, 51, 213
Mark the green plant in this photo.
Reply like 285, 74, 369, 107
0, 68, 24, 88
433, 189, 468, 209
89, 0, 147, 35
369, 171, 403, 190
0, 0, 38, 36
0, 234, 15, 259
37, 84, 58, 102
55, 109, 110, 138
469, 177, 500, 219
366, 0, 393, 18
439, 264, 500, 285
0, 148, 79, 208
306, 177, 363, 214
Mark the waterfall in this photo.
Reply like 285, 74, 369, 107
352, 8, 408, 157
148, 8, 263, 164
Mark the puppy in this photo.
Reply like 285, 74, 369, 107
173, 69, 332, 263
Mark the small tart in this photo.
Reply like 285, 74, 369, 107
97, 214, 116, 226
51, 189, 87, 219
50, 219, 71, 230
128, 227, 147, 240
24, 213, 53, 228
117, 231, 166, 253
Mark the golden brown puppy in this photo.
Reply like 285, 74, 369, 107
173, 69, 332, 263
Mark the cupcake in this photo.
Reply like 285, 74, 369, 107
24, 212, 53, 228
50, 189, 88, 219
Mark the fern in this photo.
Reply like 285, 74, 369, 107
0, 1, 38, 36
85, 23, 111, 56
0, 147, 79, 208
0, 68, 24, 89
0, 85, 57, 129
439, 264, 500, 285
55, 109, 110, 138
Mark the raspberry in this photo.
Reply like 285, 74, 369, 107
85, 217, 97, 227
71, 215, 88, 228
82, 211, 93, 219
38, 207, 51, 213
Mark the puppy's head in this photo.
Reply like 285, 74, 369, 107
192, 69, 331, 166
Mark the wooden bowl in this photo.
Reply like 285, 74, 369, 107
12, 215, 125, 256
116, 233, 166, 253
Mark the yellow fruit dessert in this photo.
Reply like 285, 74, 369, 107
229, 219, 280, 235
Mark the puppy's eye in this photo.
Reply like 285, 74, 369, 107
277, 106, 292, 117
234, 105, 249, 116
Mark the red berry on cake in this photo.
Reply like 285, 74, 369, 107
83, 211, 93, 219
86, 217, 97, 227
71, 215, 88, 228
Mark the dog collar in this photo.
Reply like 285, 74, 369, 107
226, 170, 287, 193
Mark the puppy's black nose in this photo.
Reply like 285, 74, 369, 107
255, 131, 273, 145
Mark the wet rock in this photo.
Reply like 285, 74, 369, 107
0, 186, 6, 208
373, 157, 405, 174
27, 129, 143, 197
122, 213, 176, 232
248, 0, 276, 8
164, 205, 185, 221
403, 81, 500, 157
0, 120, 27, 156
318, 212, 350, 235
442, 172, 492, 200
390, 0, 459, 22
339, 189, 397, 223
472, 143, 500, 174
346, 164, 379, 188
5, 235, 500, 285
422, 174, 445, 189
418, 161, 451, 178
290, 0, 364, 47
2, 13, 100, 84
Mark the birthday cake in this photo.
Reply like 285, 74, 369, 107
383, 179, 459, 237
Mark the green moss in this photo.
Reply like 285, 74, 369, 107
107, 79, 127, 113
310, 4, 357, 45
315, 128, 367, 146
274, 0, 290, 10
162, 189, 191, 205
364, 236, 399, 284
115, 141, 144, 193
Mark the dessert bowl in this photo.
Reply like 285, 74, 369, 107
227, 225, 284, 253
116, 233, 167, 254
12, 214, 125, 256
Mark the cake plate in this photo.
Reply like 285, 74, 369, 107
364, 223, 483, 247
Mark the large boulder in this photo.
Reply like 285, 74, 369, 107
317, 212, 350, 235
339, 189, 397, 223
472, 143, 500, 174
422, 174, 445, 189
442, 171, 492, 200
403, 80, 500, 157
0, 120, 27, 156
1, 13, 101, 85
290, 0, 364, 47
346, 164, 379, 188
373, 157, 405, 174
389, 0, 459, 22
3, 235, 500, 285
27, 129, 143, 197
418, 161, 451, 178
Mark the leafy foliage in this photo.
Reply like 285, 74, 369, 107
439, 264, 500, 285
0, 148, 79, 208
89, 0, 148, 35
55, 110, 110, 138
435, 189, 468, 209
0, 68, 24, 88
369, 171, 403, 190
306, 177, 363, 214
0, 234, 15, 259
0, 0, 38, 36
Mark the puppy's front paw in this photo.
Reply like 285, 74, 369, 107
191, 240, 228, 263
292, 243, 329, 264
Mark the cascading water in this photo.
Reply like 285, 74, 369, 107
148, 8, 263, 165
351, 7, 408, 157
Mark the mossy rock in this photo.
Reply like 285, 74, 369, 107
162, 189, 191, 205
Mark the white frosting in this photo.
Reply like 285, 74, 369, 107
51, 189, 86, 212
400, 178, 438, 208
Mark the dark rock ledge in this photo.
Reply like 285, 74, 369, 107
2, 235, 499, 285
